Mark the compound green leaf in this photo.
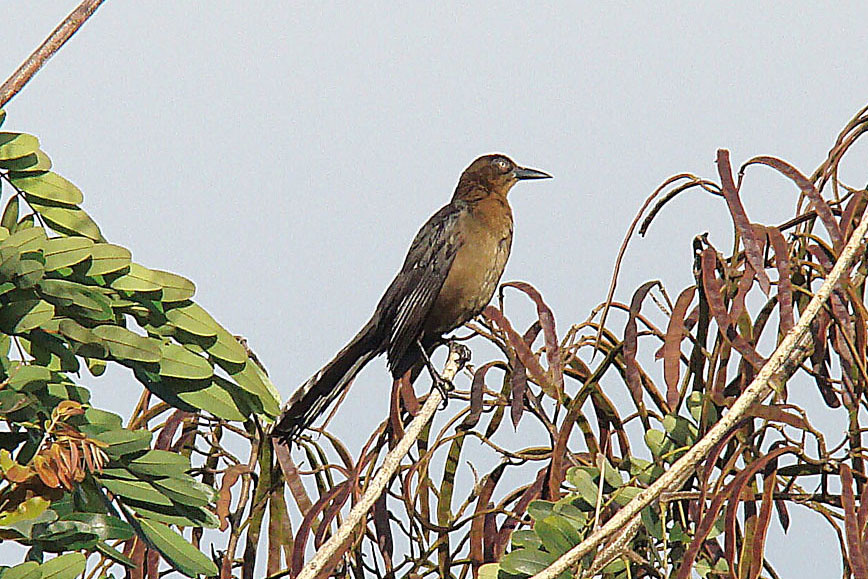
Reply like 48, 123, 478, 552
92, 325, 160, 363
159, 342, 213, 380
0, 133, 39, 160
136, 517, 219, 577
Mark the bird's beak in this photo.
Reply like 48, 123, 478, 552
513, 166, 552, 180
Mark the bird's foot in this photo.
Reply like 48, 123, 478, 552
417, 339, 462, 408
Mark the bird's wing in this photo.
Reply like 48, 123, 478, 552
380, 202, 464, 374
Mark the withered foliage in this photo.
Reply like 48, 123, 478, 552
235, 104, 868, 579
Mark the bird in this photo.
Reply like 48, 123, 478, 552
272, 154, 551, 443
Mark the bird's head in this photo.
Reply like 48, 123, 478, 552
456, 154, 551, 200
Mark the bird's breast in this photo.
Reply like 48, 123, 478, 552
425, 198, 513, 335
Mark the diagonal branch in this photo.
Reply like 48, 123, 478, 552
531, 203, 868, 579
0, 0, 105, 109
292, 342, 470, 579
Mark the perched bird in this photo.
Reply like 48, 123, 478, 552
273, 154, 551, 443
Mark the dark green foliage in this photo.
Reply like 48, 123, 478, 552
0, 119, 279, 577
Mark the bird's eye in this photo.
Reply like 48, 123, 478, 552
493, 157, 511, 173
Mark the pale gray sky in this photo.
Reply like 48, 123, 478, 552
3, 2, 868, 575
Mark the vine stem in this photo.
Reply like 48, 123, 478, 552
294, 342, 470, 579
0, 0, 105, 109
531, 208, 868, 579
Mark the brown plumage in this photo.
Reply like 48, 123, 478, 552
272, 154, 551, 443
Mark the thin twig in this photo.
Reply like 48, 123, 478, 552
294, 342, 470, 579
530, 200, 868, 579
0, 0, 105, 108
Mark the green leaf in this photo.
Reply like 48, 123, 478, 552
1, 150, 51, 172
165, 303, 219, 338
229, 360, 280, 417
1, 226, 46, 252
552, 500, 588, 530
82, 407, 123, 432
151, 477, 215, 507
0, 505, 56, 541
1, 197, 19, 231
644, 428, 669, 458
0, 496, 50, 529
86, 243, 131, 276
131, 503, 217, 528
565, 467, 599, 507
99, 478, 173, 507
94, 540, 137, 568
500, 548, 557, 576
127, 450, 190, 477
0, 281, 14, 297
527, 500, 554, 521
662, 414, 697, 446
536, 514, 581, 557
137, 517, 219, 576
10, 172, 82, 206
57, 319, 109, 357
478, 563, 500, 579
110, 263, 162, 292
206, 327, 248, 366
0, 561, 41, 579
42, 236, 94, 271
7, 256, 45, 289
599, 456, 623, 489
150, 270, 195, 302
511, 529, 543, 549
159, 342, 213, 380
39, 552, 86, 579
0, 299, 55, 333
612, 485, 642, 506
92, 325, 161, 363
0, 133, 39, 160
38, 279, 113, 320
27, 201, 102, 240
93, 429, 152, 457
178, 380, 246, 421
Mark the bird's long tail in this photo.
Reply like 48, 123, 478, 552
272, 324, 379, 443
